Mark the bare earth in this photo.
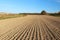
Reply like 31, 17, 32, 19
0, 15, 60, 40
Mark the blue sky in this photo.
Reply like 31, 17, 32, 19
0, 0, 60, 13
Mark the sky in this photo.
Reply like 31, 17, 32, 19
0, 0, 60, 13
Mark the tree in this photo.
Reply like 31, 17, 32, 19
41, 10, 47, 15
58, 12, 60, 14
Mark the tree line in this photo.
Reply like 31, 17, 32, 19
19, 10, 60, 15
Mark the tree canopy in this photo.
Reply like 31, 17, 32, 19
41, 10, 47, 15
